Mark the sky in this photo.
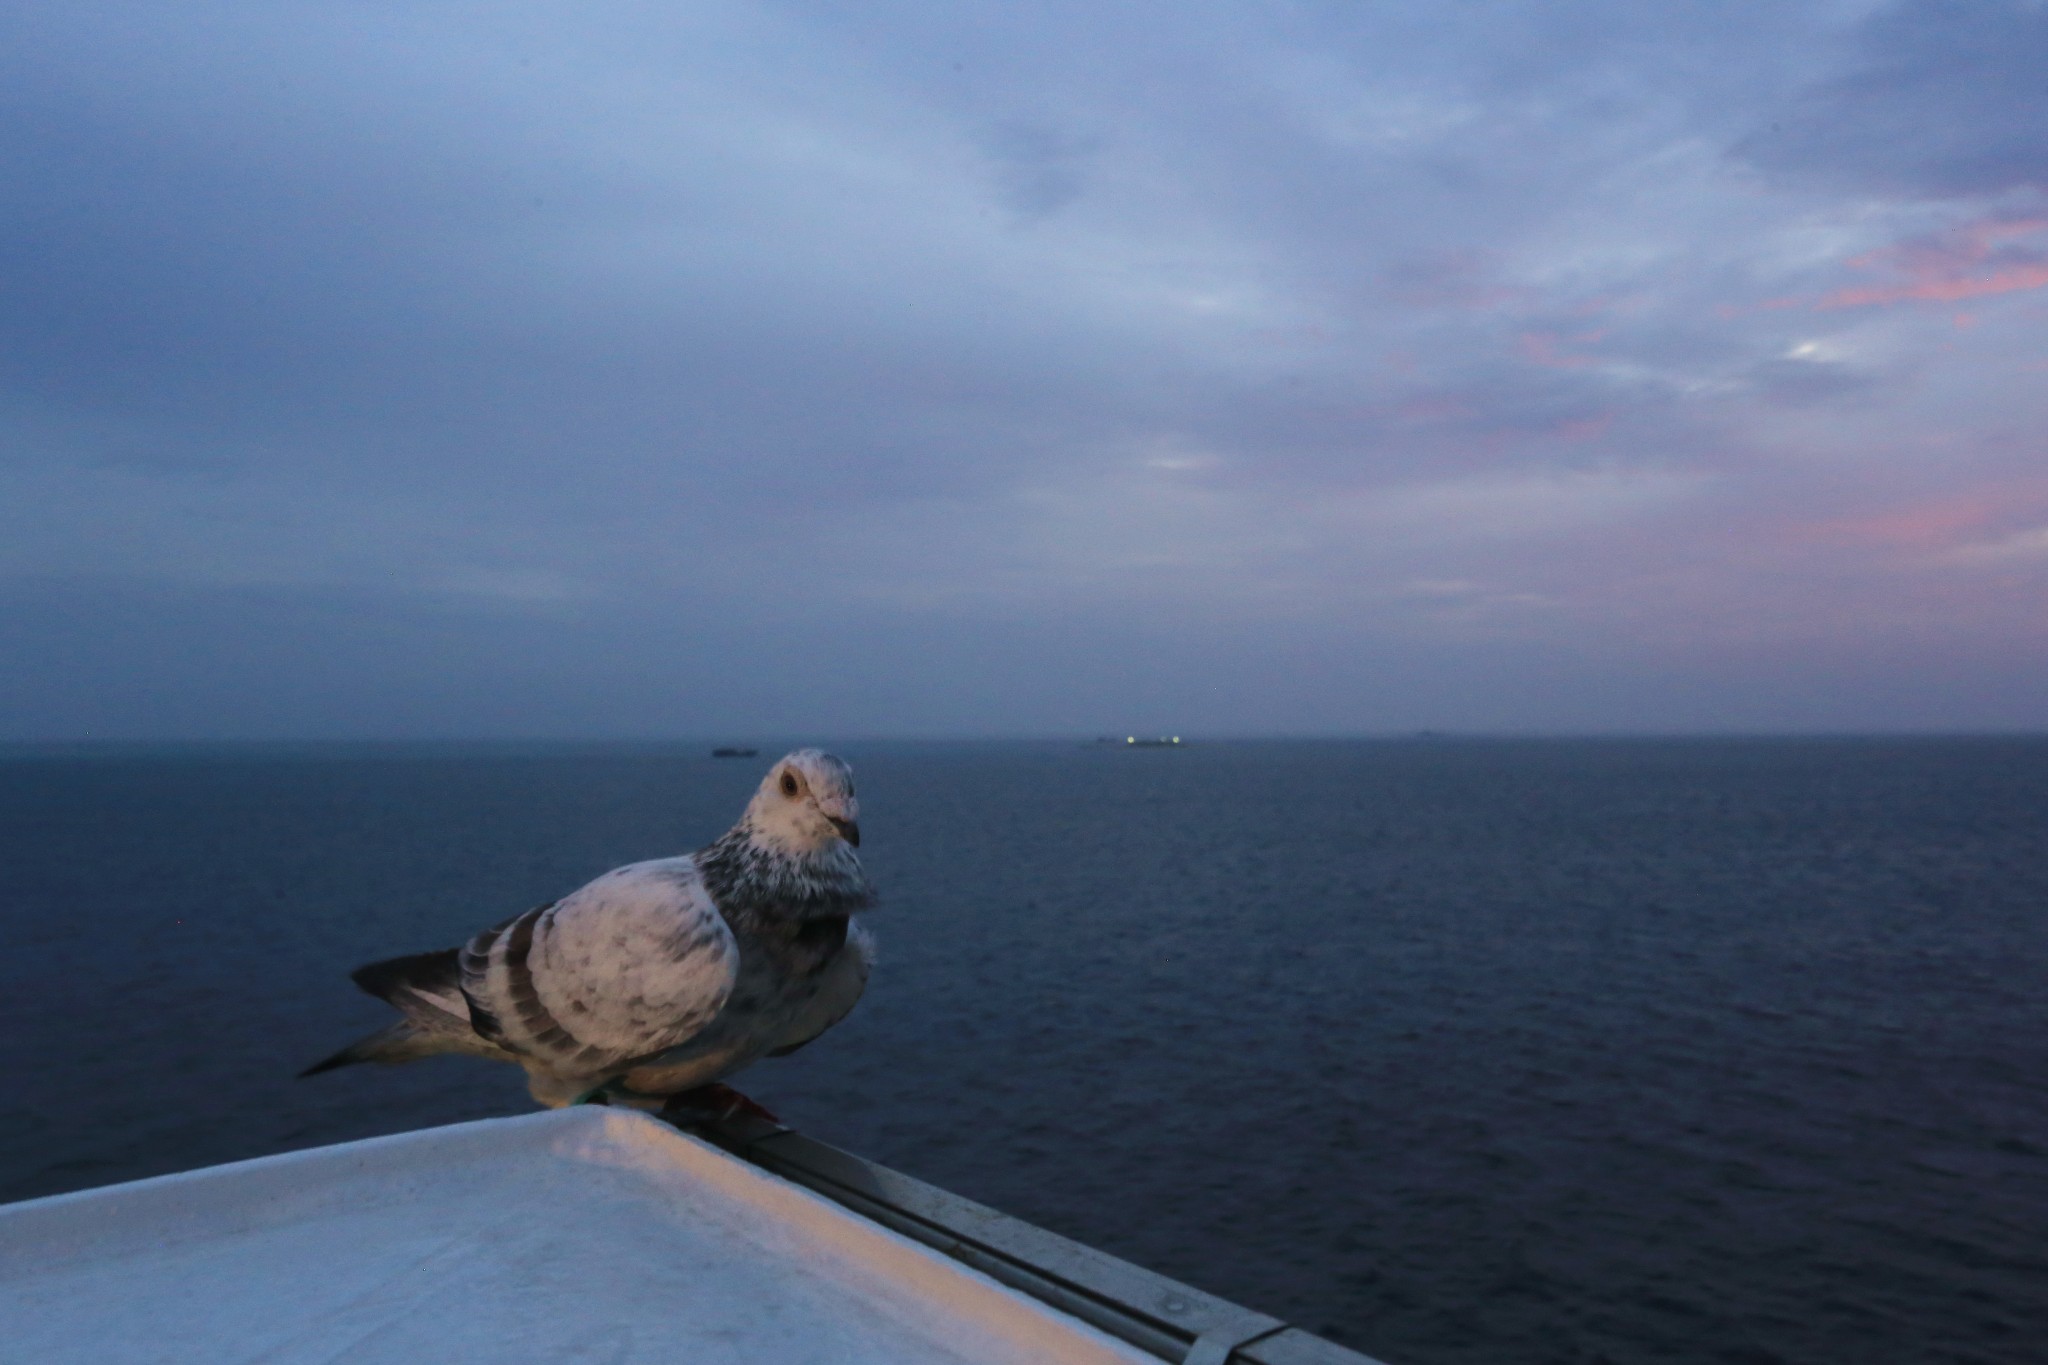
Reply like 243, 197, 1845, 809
3, 0, 2046, 739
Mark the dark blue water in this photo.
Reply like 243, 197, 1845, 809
3, 739, 2045, 1364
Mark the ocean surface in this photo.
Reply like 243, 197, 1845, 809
2, 738, 2044, 1364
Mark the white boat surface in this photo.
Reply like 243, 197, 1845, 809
0, 1106, 1376, 1365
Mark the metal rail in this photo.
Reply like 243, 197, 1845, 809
673, 1110, 1386, 1365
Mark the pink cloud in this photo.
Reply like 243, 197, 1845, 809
1786, 489, 2048, 557
1517, 328, 1606, 369
1815, 217, 2048, 310
1553, 413, 1613, 443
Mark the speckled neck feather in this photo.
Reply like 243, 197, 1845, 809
697, 820, 875, 929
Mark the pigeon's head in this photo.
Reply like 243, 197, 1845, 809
746, 749, 862, 855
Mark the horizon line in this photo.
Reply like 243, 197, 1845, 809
5, 728, 2048, 751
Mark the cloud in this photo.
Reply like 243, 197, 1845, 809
1816, 217, 2048, 308
2, 1, 2047, 734
1942, 524, 2048, 563
1517, 329, 1608, 369
1737, 0, 2048, 200
1342, 465, 1711, 542
981, 121, 1106, 220
1795, 494, 2002, 551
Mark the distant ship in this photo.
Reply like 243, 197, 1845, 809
710, 747, 760, 758
1092, 736, 1184, 747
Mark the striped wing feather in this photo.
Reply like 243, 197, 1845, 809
459, 858, 739, 1076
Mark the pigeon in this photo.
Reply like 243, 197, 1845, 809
301, 749, 877, 1112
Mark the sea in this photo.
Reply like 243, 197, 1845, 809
2, 738, 2043, 1365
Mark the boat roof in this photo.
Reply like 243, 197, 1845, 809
0, 1106, 1379, 1365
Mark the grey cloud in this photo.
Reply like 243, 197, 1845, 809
1740, 357, 1883, 407
3, 2, 2045, 736
982, 122, 1104, 220
1737, 0, 2048, 199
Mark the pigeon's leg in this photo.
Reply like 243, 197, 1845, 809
658, 1083, 782, 1125
593, 1080, 670, 1114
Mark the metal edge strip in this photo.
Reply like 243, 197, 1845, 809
671, 1112, 1388, 1365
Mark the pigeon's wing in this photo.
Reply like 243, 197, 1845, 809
459, 858, 739, 1076
767, 918, 876, 1058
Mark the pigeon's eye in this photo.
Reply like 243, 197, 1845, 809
779, 771, 800, 798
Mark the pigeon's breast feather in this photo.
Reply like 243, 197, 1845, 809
531, 858, 740, 1057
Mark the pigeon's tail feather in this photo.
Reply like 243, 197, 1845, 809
298, 1021, 447, 1076
351, 947, 467, 1017
300, 947, 495, 1079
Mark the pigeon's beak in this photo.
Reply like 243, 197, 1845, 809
827, 816, 861, 847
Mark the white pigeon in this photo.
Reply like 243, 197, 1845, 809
302, 749, 877, 1112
